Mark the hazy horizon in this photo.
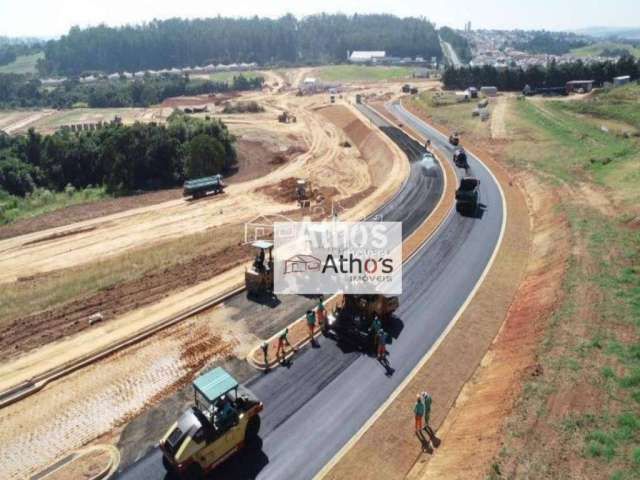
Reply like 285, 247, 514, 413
1, 0, 639, 38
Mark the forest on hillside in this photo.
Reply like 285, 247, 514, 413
39, 14, 452, 75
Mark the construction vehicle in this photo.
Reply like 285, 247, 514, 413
296, 179, 311, 208
160, 367, 263, 479
449, 132, 460, 146
326, 294, 399, 350
455, 177, 480, 215
278, 111, 297, 123
453, 148, 469, 169
245, 240, 274, 297
183, 174, 224, 199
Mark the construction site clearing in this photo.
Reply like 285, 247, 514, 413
0, 72, 429, 479
0, 66, 568, 480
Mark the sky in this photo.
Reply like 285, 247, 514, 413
0, 0, 638, 38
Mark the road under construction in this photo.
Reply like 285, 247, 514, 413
116, 101, 505, 479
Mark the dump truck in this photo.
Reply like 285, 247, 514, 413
455, 177, 480, 215
326, 294, 399, 350
449, 132, 460, 146
245, 240, 274, 297
160, 367, 263, 479
453, 148, 469, 169
183, 174, 224, 199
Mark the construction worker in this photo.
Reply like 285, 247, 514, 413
369, 314, 382, 352
316, 298, 327, 331
377, 328, 388, 360
424, 139, 431, 150
276, 327, 293, 362
414, 394, 425, 433
421, 391, 433, 432
260, 341, 269, 368
306, 309, 316, 340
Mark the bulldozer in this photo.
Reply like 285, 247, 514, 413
326, 294, 399, 350
245, 240, 274, 297
296, 179, 311, 208
278, 111, 297, 123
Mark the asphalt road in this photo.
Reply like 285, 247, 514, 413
118, 103, 503, 480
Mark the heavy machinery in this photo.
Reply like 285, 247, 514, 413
296, 179, 311, 208
160, 367, 263, 479
449, 132, 460, 146
326, 294, 399, 350
183, 174, 225, 199
453, 148, 469, 169
455, 177, 480, 215
278, 111, 297, 123
245, 240, 274, 297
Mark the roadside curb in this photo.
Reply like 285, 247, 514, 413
247, 103, 456, 371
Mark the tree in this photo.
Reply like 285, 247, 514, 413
184, 134, 225, 178
0, 155, 36, 196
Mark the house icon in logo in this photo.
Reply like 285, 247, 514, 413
284, 254, 322, 274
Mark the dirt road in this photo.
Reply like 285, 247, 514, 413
0, 95, 410, 480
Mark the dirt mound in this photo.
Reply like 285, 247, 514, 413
258, 177, 301, 203
319, 105, 393, 187
160, 92, 239, 108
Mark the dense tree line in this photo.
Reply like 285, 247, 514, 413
0, 114, 235, 197
442, 56, 640, 91
439, 27, 472, 63
0, 73, 263, 109
510, 31, 589, 55
40, 14, 444, 75
0, 39, 42, 66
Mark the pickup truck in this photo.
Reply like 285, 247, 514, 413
183, 174, 224, 199
455, 177, 480, 215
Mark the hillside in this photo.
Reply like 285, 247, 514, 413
40, 14, 449, 75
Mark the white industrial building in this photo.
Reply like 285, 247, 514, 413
349, 51, 386, 64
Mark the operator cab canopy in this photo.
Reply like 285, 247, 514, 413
194, 367, 238, 408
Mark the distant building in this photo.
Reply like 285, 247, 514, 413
613, 75, 630, 87
566, 80, 594, 93
349, 51, 386, 64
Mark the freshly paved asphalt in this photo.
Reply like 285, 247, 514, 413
117, 102, 503, 480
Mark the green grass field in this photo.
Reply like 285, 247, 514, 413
571, 41, 640, 59
410, 90, 493, 141
312, 64, 413, 82
0, 186, 108, 225
557, 84, 640, 130
0, 52, 43, 74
